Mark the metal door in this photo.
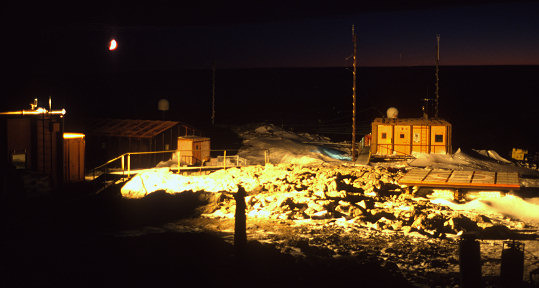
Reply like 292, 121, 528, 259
394, 125, 411, 156
376, 125, 393, 155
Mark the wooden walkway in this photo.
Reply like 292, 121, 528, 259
398, 169, 520, 190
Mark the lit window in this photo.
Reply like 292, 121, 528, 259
435, 134, 443, 143
11, 153, 26, 169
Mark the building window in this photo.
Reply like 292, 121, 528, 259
11, 153, 26, 169
400, 133, 405, 139
381, 132, 387, 139
435, 134, 444, 143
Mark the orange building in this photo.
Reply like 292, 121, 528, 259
370, 117, 452, 157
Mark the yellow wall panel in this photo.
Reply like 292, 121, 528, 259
394, 125, 411, 155
376, 125, 393, 155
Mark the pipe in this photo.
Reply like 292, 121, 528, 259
0, 108, 66, 116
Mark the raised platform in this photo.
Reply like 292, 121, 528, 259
398, 168, 520, 190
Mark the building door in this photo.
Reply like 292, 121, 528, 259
412, 125, 429, 153
377, 125, 393, 155
394, 125, 411, 156
431, 126, 447, 154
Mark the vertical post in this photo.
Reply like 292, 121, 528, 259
211, 62, 216, 127
500, 241, 524, 287
459, 234, 482, 288
234, 185, 247, 256
177, 151, 181, 173
162, 133, 165, 161
223, 150, 227, 170
434, 34, 440, 119
127, 153, 131, 177
236, 154, 239, 167
121, 154, 125, 177
352, 25, 358, 162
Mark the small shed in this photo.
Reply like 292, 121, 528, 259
0, 106, 79, 190
371, 117, 452, 157
177, 136, 210, 165
63, 133, 85, 183
84, 119, 198, 169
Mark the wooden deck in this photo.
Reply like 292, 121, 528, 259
398, 169, 520, 190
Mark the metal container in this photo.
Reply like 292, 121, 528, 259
63, 133, 85, 183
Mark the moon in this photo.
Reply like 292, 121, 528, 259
109, 39, 117, 51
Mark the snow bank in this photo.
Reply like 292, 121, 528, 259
431, 195, 539, 227
235, 124, 351, 165
121, 168, 240, 199
409, 148, 538, 175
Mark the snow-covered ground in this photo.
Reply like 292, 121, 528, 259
118, 123, 539, 286
120, 122, 539, 238
123, 123, 538, 196
233, 123, 355, 165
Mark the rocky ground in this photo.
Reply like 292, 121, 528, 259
2, 162, 538, 287
118, 163, 539, 287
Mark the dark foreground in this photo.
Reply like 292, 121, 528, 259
0, 184, 413, 288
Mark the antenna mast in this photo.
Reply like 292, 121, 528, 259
211, 62, 216, 126
434, 34, 440, 118
351, 25, 358, 161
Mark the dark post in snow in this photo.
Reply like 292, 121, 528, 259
459, 233, 482, 288
234, 185, 247, 256
500, 240, 525, 287
351, 25, 358, 161
434, 34, 440, 119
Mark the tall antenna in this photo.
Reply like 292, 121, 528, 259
211, 62, 216, 126
434, 34, 440, 118
352, 25, 358, 161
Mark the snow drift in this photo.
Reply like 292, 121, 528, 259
234, 124, 352, 165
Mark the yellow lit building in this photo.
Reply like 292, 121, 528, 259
370, 117, 452, 157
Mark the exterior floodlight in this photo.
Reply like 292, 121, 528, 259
109, 39, 118, 51
63, 133, 85, 139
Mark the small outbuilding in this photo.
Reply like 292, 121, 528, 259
177, 136, 211, 165
63, 133, 85, 183
370, 117, 452, 157
1, 105, 86, 196
84, 119, 199, 169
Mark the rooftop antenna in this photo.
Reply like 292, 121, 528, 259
434, 34, 440, 119
351, 25, 358, 161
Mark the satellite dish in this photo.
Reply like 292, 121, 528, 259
386, 107, 399, 119
157, 99, 170, 112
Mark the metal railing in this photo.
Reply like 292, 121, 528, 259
87, 149, 270, 181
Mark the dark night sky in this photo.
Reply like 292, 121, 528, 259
3, 0, 539, 73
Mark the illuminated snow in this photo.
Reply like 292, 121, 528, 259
121, 123, 539, 229
431, 194, 539, 226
